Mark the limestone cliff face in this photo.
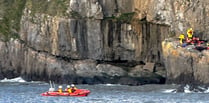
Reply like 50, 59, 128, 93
19, 0, 169, 62
0, 0, 208, 85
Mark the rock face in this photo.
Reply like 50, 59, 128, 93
162, 39, 209, 85
0, 39, 165, 85
0, 0, 208, 85
134, 0, 209, 40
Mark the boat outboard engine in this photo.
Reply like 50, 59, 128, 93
49, 87, 55, 92
48, 81, 55, 92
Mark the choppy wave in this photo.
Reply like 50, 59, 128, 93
183, 84, 209, 93
105, 84, 122, 86
0, 77, 26, 83
1, 84, 209, 103
162, 84, 209, 93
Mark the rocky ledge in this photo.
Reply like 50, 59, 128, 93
162, 38, 209, 85
0, 40, 165, 85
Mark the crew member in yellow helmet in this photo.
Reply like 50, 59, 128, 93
187, 28, 193, 40
58, 85, 63, 93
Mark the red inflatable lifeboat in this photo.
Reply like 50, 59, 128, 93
41, 89, 90, 97
41, 81, 90, 97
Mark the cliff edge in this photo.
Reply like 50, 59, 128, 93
162, 38, 209, 85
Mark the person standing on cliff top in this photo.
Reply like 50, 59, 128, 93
187, 28, 193, 40
186, 28, 193, 44
178, 34, 185, 45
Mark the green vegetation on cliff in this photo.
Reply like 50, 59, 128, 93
0, 0, 26, 41
26, 0, 68, 17
0, 0, 69, 42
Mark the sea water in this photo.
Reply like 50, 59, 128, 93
0, 77, 209, 103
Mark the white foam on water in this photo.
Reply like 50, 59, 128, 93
183, 85, 209, 93
184, 85, 192, 93
0, 77, 26, 83
161, 84, 209, 93
162, 89, 177, 93
97, 84, 122, 86
204, 88, 209, 93
105, 84, 115, 86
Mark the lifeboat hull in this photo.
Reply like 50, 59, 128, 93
41, 89, 90, 97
